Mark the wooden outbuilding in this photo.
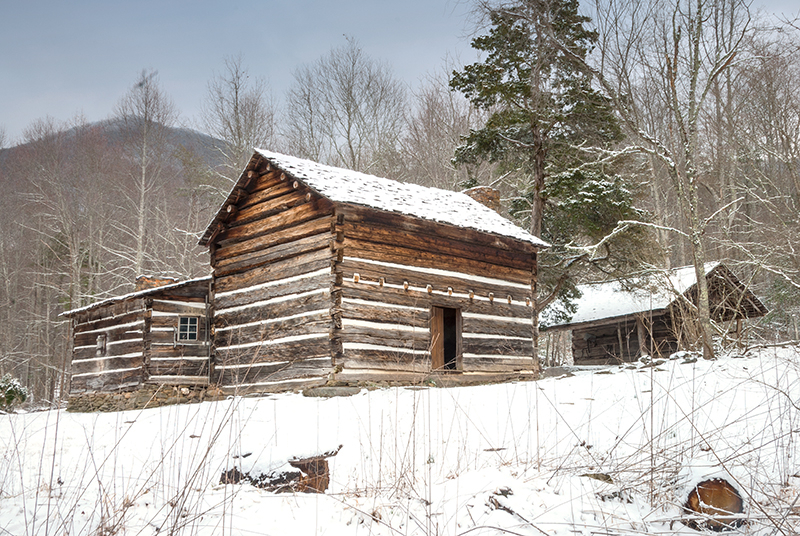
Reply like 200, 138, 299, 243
61, 276, 212, 395
199, 149, 549, 394
543, 263, 768, 365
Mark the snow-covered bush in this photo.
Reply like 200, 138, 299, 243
0, 374, 28, 410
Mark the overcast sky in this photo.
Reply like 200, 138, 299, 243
1, 0, 797, 146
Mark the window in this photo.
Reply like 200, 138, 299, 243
431, 306, 461, 371
178, 317, 199, 341
96, 334, 107, 357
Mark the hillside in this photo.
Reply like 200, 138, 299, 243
1, 345, 798, 534
0, 119, 230, 404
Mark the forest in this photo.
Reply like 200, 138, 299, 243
0, 0, 798, 404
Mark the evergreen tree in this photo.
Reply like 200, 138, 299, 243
450, 0, 652, 318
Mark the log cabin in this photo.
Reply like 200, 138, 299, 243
62, 276, 212, 397
543, 263, 767, 365
200, 150, 549, 394
62, 150, 549, 408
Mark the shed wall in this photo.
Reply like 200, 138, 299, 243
70, 299, 147, 393
145, 295, 210, 386
571, 313, 678, 365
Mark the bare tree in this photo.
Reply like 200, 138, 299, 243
201, 55, 277, 185
399, 69, 493, 189
114, 70, 178, 278
712, 34, 800, 336
284, 37, 406, 174
1, 116, 120, 400
563, 0, 756, 358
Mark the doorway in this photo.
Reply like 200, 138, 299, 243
431, 306, 461, 371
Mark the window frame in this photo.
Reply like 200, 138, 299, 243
176, 316, 200, 344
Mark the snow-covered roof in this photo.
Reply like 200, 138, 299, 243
59, 276, 211, 317
545, 263, 721, 327
200, 150, 549, 248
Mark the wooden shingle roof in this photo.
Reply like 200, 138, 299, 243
199, 150, 549, 248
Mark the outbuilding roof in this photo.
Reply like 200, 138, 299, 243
199, 149, 549, 248
544, 263, 768, 328
59, 276, 211, 317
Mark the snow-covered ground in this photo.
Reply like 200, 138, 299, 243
2, 345, 799, 535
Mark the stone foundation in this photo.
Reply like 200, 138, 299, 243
67, 384, 225, 413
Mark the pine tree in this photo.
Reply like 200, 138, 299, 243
450, 0, 652, 317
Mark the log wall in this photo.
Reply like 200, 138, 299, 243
210, 169, 336, 393
145, 292, 210, 386
70, 299, 147, 394
570, 312, 678, 365
69, 280, 213, 395
332, 206, 537, 382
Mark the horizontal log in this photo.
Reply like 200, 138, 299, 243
151, 316, 199, 330
150, 301, 208, 316
343, 238, 532, 284
248, 169, 285, 191
214, 232, 331, 277
333, 369, 428, 384
339, 258, 531, 303
239, 179, 295, 209
149, 344, 209, 357
70, 370, 142, 394
215, 216, 332, 262
462, 337, 533, 356
215, 272, 328, 310
217, 314, 331, 348
340, 281, 531, 318
218, 376, 329, 396
342, 221, 533, 272
144, 375, 209, 386
462, 316, 532, 338
340, 356, 430, 372
461, 356, 537, 372
149, 330, 179, 345
74, 299, 146, 324
339, 300, 429, 328
215, 291, 330, 330
218, 198, 333, 246
147, 285, 208, 301
214, 337, 330, 367
216, 358, 333, 387
74, 309, 145, 334
147, 361, 209, 377
71, 354, 144, 375
149, 322, 209, 344
75, 325, 143, 347
215, 249, 332, 294
231, 190, 310, 228
73, 340, 144, 361
339, 327, 429, 349
336, 204, 539, 256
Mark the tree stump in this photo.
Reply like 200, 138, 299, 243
220, 445, 342, 493
682, 478, 744, 531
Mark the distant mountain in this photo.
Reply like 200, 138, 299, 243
0, 119, 227, 172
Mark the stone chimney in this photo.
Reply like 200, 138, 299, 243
462, 186, 502, 213
135, 275, 178, 292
